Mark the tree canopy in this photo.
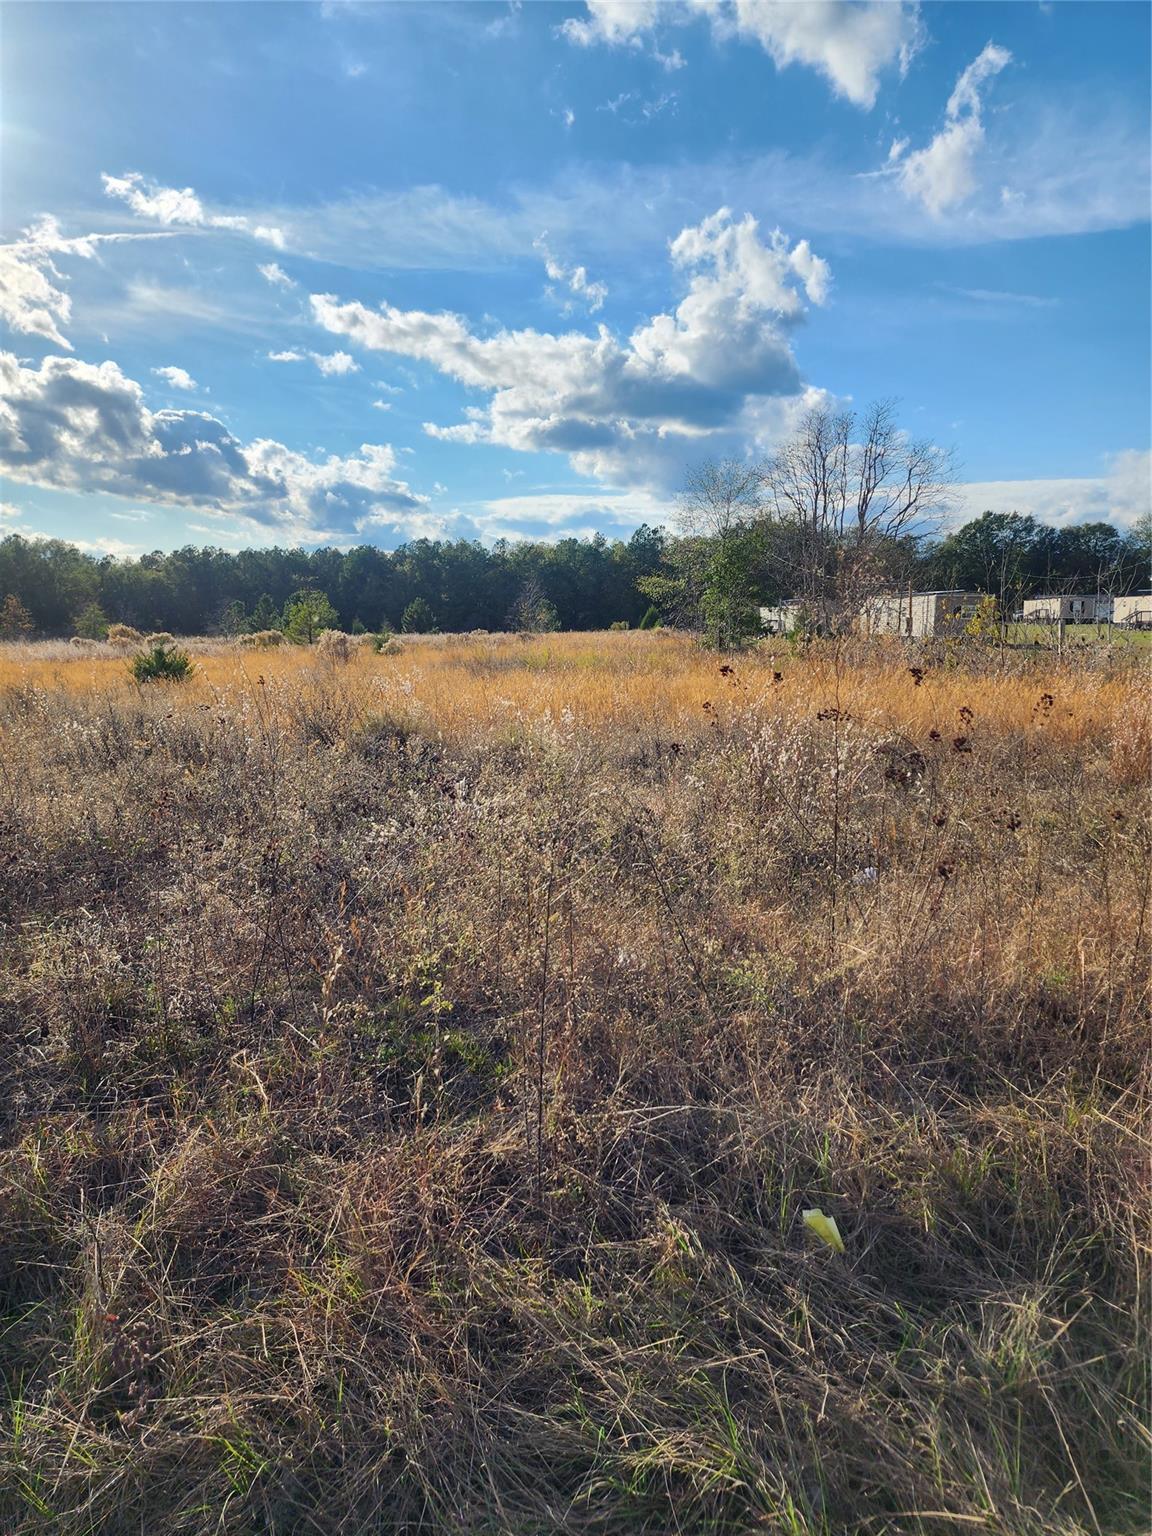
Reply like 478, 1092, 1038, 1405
0, 506, 1145, 640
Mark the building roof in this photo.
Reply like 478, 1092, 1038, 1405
866, 590, 984, 599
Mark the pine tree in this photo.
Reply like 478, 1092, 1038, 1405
401, 597, 435, 633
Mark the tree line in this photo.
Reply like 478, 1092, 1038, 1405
0, 527, 669, 639
1, 404, 1146, 640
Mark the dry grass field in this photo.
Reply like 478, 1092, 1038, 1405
1, 631, 1148, 1535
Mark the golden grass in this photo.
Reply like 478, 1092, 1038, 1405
0, 629, 1139, 749
0, 631, 1147, 1536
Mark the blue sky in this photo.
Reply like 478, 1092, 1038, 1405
1, 0, 1149, 555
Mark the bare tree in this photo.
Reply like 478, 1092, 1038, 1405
670, 458, 766, 648
675, 457, 765, 540
760, 402, 956, 631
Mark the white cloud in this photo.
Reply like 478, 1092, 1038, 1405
102, 171, 287, 247
249, 99, 1147, 280
940, 285, 1057, 309
0, 214, 174, 351
268, 348, 360, 376
258, 262, 296, 288
894, 42, 1011, 215
71, 534, 147, 557
561, 1, 922, 107
371, 399, 392, 411
469, 487, 669, 541
0, 350, 428, 541
952, 451, 1151, 530
311, 208, 829, 489
726, 0, 923, 107
0, 240, 72, 350
152, 365, 198, 391
597, 89, 679, 123
534, 235, 608, 313
559, 0, 664, 50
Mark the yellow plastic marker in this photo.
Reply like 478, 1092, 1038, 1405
802, 1207, 846, 1254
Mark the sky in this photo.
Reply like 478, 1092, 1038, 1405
1, 0, 1149, 557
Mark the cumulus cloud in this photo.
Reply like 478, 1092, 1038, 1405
0, 350, 427, 540
893, 42, 1011, 215
534, 235, 608, 313
0, 243, 72, 351
560, 0, 664, 50
258, 262, 296, 288
0, 214, 174, 351
268, 348, 360, 376
102, 171, 287, 247
310, 208, 829, 488
152, 365, 198, 391
561, 1, 922, 107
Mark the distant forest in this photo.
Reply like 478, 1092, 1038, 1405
0, 510, 1148, 637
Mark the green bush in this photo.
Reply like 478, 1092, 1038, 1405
282, 589, 339, 644
73, 602, 109, 641
401, 598, 435, 634
609, 620, 630, 631
638, 605, 661, 630
129, 643, 194, 683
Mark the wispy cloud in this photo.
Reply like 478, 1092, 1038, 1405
534, 234, 608, 313
0, 214, 176, 351
889, 43, 1012, 215
102, 171, 287, 247
258, 262, 296, 289
936, 284, 1059, 310
268, 348, 360, 376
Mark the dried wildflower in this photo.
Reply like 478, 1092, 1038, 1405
908, 667, 924, 686
952, 736, 971, 753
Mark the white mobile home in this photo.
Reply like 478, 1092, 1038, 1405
1113, 593, 1152, 629
758, 601, 804, 635
1022, 594, 1112, 624
859, 591, 985, 639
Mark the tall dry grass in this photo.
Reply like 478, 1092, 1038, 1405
0, 633, 1148, 1535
